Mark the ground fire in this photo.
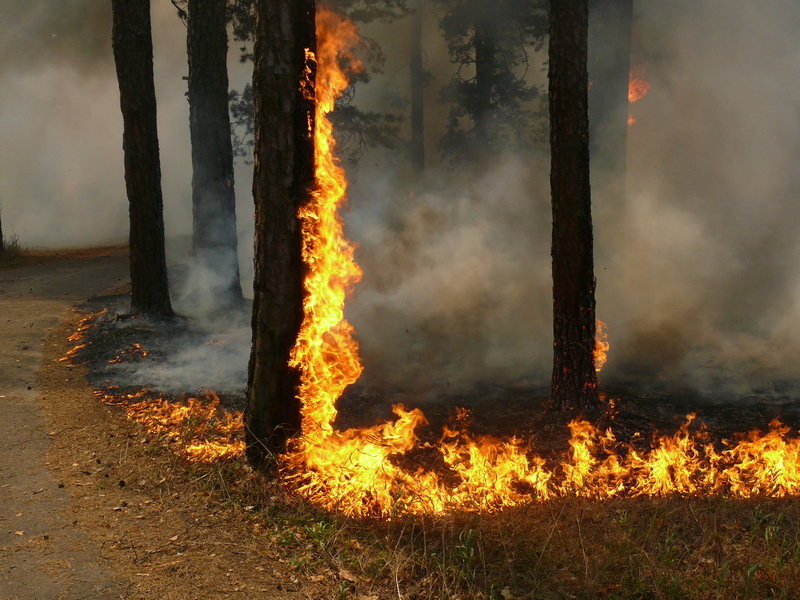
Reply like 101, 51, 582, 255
65, 9, 800, 520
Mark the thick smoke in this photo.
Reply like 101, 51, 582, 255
344, 0, 800, 402
8, 1, 800, 405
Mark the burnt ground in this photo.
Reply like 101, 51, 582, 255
70, 272, 800, 470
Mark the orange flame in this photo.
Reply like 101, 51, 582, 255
628, 62, 651, 126
98, 389, 245, 463
594, 320, 610, 372
628, 63, 651, 103
278, 8, 800, 518
63, 10, 800, 517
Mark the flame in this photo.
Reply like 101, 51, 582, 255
109, 342, 150, 364
279, 7, 800, 518
58, 9, 800, 517
98, 389, 245, 463
594, 320, 610, 372
627, 62, 651, 126
628, 63, 651, 103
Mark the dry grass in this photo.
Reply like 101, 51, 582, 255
44, 303, 800, 600
185, 458, 800, 600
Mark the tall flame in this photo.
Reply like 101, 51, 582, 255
275, 7, 800, 518
68, 8, 800, 517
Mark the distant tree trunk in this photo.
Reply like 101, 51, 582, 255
588, 0, 633, 212
111, 0, 174, 317
0, 206, 4, 253
410, 0, 425, 174
187, 0, 245, 310
473, 2, 496, 152
245, 0, 316, 467
548, 0, 598, 409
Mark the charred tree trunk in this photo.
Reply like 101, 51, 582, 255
245, 0, 316, 467
588, 0, 633, 211
409, 0, 425, 175
186, 0, 245, 311
111, 0, 174, 317
548, 0, 599, 409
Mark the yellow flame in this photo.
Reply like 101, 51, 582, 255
62, 9, 800, 517
594, 320, 610, 372
280, 7, 800, 518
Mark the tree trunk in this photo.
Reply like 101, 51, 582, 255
473, 1, 496, 152
588, 0, 633, 213
187, 0, 245, 310
548, 0, 599, 409
409, 0, 425, 175
245, 0, 316, 467
0, 205, 4, 253
111, 0, 174, 317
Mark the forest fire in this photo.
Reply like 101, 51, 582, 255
98, 388, 244, 463
58, 8, 800, 519
278, 9, 800, 517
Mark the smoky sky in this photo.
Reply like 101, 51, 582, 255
5, 0, 800, 401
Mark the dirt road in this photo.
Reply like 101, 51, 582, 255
0, 247, 129, 599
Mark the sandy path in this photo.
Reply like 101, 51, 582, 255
0, 247, 129, 600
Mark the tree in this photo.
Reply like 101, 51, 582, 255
548, 0, 599, 409
434, 0, 547, 163
0, 205, 4, 253
245, 0, 316, 466
409, 0, 425, 174
111, 0, 174, 317
186, 0, 245, 311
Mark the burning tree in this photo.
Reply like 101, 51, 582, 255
548, 0, 599, 409
111, 0, 174, 317
245, 0, 316, 466
185, 0, 246, 311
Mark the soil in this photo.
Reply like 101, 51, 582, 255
0, 248, 325, 600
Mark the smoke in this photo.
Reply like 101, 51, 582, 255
340, 0, 800, 403
8, 0, 800, 406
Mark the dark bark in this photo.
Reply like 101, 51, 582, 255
548, 0, 599, 409
245, 0, 316, 466
111, 0, 174, 317
588, 0, 633, 211
0, 205, 4, 253
409, 0, 425, 174
187, 0, 245, 310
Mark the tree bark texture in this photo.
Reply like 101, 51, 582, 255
111, 0, 174, 317
187, 0, 245, 309
409, 0, 425, 175
588, 0, 633, 211
245, 0, 316, 466
548, 0, 599, 409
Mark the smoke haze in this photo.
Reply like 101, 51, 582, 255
6, 1, 800, 404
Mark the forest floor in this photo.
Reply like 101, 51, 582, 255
0, 247, 328, 600
4, 246, 800, 600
